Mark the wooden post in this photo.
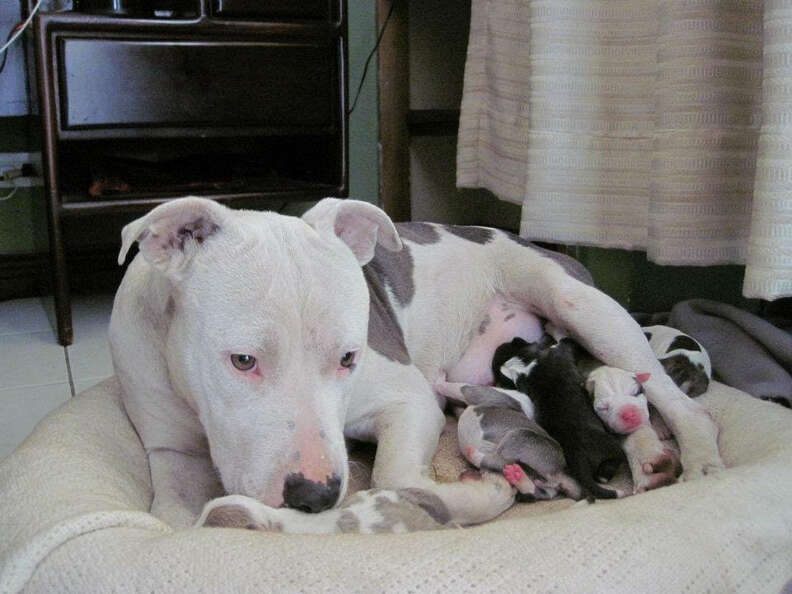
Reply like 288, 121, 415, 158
377, 0, 411, 222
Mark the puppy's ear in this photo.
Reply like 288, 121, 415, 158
118, 197, 225, 277
302, 198, 402, 265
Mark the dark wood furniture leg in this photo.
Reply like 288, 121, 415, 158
46, 198, 72, 346
36, 15, 72, 346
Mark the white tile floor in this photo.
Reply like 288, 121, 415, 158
0, 294, 115, 460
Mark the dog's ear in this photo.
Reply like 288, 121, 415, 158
302, 198, 402, 264
117, 197, 224, 276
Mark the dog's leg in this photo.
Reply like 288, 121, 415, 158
355, 365, 514, 525
622, 427, 680, 493
148, 449, 223, 529
504, 259, 724, 482
198, 489, 451, 534
371, 404, 515, 525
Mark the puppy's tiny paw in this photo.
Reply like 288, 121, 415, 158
502, 463, 525, 486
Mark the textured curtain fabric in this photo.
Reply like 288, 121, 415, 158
457, 0, 792, 300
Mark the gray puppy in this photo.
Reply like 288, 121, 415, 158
455, 385, 583, 501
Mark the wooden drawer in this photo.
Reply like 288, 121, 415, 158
58, 38, 340, 133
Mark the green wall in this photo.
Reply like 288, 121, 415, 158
0, 117, 46, 254
347, 2, 379, 205
578, 247, 758, 314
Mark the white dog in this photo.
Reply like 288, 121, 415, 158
109, 197, 722, 530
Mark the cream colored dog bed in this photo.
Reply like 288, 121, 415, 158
1, 378, 791, 593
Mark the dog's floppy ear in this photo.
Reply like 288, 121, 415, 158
302, 198, 402, 265
117, 197, 225, 276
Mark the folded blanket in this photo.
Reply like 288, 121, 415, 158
668, 299, 792, 408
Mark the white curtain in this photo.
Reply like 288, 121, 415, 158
457, 0, 792, 300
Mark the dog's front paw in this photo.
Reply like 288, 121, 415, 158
197, 495, 284, 532
623, 425, 680, 493
680, 457, 725, 482
674, 407, 725, 481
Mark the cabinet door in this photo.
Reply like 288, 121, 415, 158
58, 38, 340, 133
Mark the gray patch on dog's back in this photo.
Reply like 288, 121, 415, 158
363, 265, 411, 365
443, 225, 495, 244
203, 505, 254, 529
397, 488, 451, 525
396, 222, 441, 245
502, 231, 594, 286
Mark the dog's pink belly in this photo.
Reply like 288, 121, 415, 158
447, 298, 544, 385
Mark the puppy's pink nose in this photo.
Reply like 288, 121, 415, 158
620, 405, 642, 429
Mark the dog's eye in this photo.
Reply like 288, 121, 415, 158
632, 383, 644, 397
340, 351, 357, 369
230, 354, 257, 371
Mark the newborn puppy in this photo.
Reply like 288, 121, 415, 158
643, 325, 711, 398
585, 366, 651, 435
446, 297, 544, 386
449, 385, 583, 500
494, 337, 627, 499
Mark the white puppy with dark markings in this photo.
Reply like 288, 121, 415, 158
109, 196, 723, 532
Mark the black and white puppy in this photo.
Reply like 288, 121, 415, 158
493, 336, 627, 500
643, 325, 711, 398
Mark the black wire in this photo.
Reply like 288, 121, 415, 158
347, 0, 397, 116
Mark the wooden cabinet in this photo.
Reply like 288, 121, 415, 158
34, 2, 348, 344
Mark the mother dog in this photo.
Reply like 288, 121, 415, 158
109, 197, 722, 529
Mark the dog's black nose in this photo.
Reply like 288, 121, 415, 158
282, 473, 341, 513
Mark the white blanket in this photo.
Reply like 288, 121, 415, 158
1, 378, 791, 593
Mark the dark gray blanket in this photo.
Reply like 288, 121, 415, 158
665, 299, 792, 408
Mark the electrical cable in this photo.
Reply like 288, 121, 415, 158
0, 185, 20, 202
347, 0, 396, 116
0, 0, 43, 58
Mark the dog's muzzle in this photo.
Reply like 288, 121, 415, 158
282, 472, 342, 513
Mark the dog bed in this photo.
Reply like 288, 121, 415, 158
1, 377, 791, 593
